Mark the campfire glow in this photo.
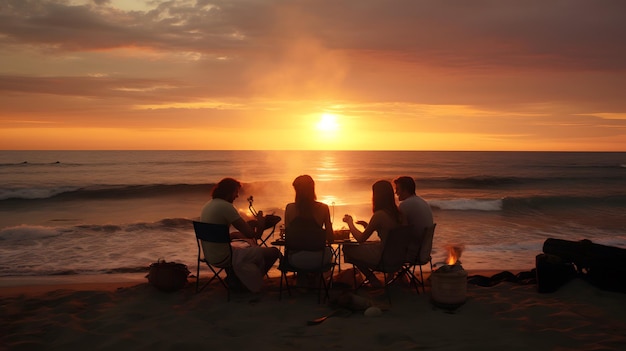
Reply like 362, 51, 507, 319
445, 245, 464, 266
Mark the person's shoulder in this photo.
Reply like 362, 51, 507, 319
312, 202, 330, 218
314, 201, 329, 209
372, 209, 388, 218
284, 202, 296, 215
405, 195, 427, 203
212, 198, 238, 213
415, 195, 430, 204
213, 198, 232, 206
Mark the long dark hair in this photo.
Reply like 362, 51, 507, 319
293, 175, 316, 214
212, 177, 241, 200
372, 180, 401, 222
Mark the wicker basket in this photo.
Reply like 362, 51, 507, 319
147, 260, 190, 292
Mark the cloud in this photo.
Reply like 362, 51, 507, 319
2, 0, 625, 69
1, 0, 625, 150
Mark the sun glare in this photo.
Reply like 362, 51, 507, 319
316, 113, 339, 132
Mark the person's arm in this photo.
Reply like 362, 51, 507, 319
343, 213, 379, 243
232, 211, 265, 239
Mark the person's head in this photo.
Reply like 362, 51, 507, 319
372, 180, 400, 219
393, 176, 416, 201
292, 175, 316, 211
211, 177, 242, 203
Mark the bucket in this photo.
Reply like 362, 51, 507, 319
430, 267, 468, 308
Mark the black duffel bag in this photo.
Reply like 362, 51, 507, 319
542, 238, 626, 293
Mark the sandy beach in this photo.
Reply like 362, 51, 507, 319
2, 268, 625, 351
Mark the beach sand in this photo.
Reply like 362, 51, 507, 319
1, 269, 625, 351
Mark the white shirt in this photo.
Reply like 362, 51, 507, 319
399, 194, 433, 231
399, 194, 434, 261
200, 198, 241, 226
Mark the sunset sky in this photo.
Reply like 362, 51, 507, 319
1, 0, 625, 151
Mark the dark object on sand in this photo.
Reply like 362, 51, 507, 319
541, 238, 626, 293
147, 260, 190, 292
468, 270, 537, 287
535, 254, 576, 293
431, 262, 467, 310
328, 291, 372, 311
306, 308, 352, 326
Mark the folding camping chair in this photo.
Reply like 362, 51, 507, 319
401, 223, 436, 293
349, 225, 413, 304
193, 221, 234, 301
278, 217, 336, 303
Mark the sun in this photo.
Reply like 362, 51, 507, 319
316, 113, 339, 132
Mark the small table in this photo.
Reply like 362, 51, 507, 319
271, 238, 360, 272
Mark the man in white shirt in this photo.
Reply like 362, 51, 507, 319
393, 176, 434, 262
200, 177, 281, 292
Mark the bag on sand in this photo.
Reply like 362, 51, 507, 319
147, 259, 190, 292
535, 253, 576, 293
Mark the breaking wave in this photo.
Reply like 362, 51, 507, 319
430, 195, 626, 212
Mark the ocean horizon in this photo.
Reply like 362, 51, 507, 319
1, 150, 625, 280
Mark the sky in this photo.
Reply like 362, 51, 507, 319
1, 0, 625, 151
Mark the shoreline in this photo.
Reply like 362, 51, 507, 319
0, 273, 147, 297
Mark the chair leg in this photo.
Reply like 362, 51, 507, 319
399, 264, 422, 294
258, 227, 275, 248
352, 265, 379, 291
352, 265, 360, 291
318, 268, 334, 304
203, 266, 230, 301
409, 266, 421, 294
196, 261, 201, 293
401, 265, 420, 294
279, 271, 292, 300
278, 272, 283, 300
419, 266, 425, 293
196, 266, 219, 295
383, 272, 392, 305
328, 265, 335, 291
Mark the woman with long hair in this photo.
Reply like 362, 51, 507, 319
284, 175, 334, 278
342, 180, 403, 287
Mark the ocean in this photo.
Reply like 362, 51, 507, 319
1, 150, 625, 280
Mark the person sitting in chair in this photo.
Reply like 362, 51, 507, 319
285, 175, 333, 286
200, 177, 281, 292
284, 175, 334, 285
393, 176, 433, 262
342, 180, 404, 287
